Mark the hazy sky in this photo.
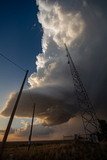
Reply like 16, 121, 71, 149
0, 0, 107, 141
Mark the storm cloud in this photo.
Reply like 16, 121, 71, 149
12, 117, 83, 140
1, 0, 107, 130
1, 86, 77, 125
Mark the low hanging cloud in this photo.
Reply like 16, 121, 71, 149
1, 86, 77, 125
16, 120, 54, 139
10, 117, 84, 140
0, 127, 16, 135
1, 0, 107, 131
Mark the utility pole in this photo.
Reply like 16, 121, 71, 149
28, 104, 35, 151
64, 44, 99, 139
0, 70, 29, 159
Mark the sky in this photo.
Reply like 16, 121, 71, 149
0, 0, 42, 106
0, 0, 42, 139
0, 0, 107, 141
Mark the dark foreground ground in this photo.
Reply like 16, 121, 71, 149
0, 140, 107, 160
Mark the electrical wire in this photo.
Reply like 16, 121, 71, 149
0, 52, 26, 72
0, 52, 35, 106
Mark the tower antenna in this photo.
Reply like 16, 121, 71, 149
64, 43, 99, 139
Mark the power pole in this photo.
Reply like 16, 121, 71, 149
0, 70, 29, 159
64, 44, 99, 139
28, 104, 35, 151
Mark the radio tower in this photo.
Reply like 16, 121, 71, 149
65, 44, 99, 139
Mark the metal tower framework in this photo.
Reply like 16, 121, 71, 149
65, 44, 99, 139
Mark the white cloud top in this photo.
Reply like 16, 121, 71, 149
28, 0, 85, 87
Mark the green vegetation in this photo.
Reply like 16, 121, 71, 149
1, 140, 107, 160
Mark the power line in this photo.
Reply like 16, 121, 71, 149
0, 52, 26, 72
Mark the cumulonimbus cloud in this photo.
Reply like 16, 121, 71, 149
1, 86, 77, 125
10, 117, 84, 140
28, 0, 85, 87
1, 0, 107, 129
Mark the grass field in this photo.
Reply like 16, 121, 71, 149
0, 140, 107, 160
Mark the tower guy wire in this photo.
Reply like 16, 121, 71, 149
0, 52, 26, 72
